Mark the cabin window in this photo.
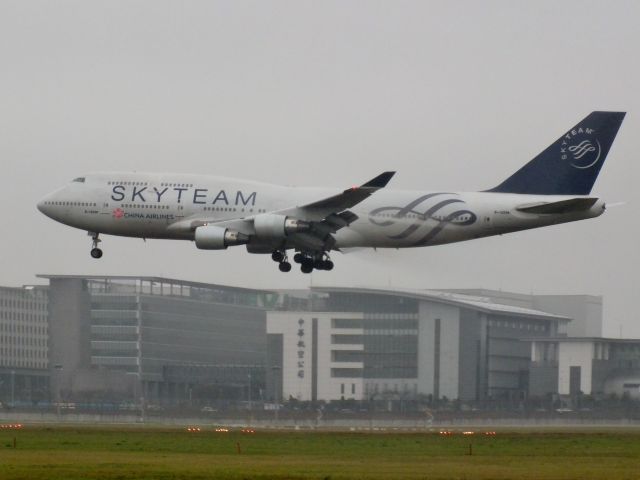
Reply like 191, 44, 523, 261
72, 177, 86, 183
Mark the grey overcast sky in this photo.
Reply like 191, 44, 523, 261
1, 0, 639, 336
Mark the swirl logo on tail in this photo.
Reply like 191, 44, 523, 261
569, 140, 596, 159
561, 127, 602, 170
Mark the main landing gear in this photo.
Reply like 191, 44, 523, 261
271, 250, 292, 272
89, 232, 103, 259
272, 250, 333, 273
286, 251, 334, 273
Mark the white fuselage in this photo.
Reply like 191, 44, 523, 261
37, 172, 605, 251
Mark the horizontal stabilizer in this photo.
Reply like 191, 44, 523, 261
516, 197, 598, 214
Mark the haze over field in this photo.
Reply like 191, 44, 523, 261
1, 1, 638, 336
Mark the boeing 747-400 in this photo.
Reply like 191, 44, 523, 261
37, 111, 625, 273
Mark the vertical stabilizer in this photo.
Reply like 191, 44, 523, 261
487, 111, 625, 195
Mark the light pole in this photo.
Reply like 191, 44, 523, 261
10, 370, 15, 407
247, 372, 252, 411
272, 365, 281, 423
53, 364, 63, 418
126, 371, 145, 423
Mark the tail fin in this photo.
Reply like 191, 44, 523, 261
487, 111, 625, 195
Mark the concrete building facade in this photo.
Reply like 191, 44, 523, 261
444, 289, 603, 337
0, 285, 49, 403
267, 287, 568, 403
1, 276, 627, 407
42, 275, 270, 404
530, 337, 640, 398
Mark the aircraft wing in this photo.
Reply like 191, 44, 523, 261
168, 171, 395, 252
273, 171, 395, 251
298, 171, 395, 212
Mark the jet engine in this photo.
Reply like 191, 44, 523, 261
253, 214, 311, 241
194, 225, 249, 250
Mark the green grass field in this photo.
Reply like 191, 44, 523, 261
0, 425, 638, 479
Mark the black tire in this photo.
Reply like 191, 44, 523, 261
279, 262, 292, 272
271, 251, 284, 263
301, 263, 313, 274
323, 260, 334, 271
90, 248, 103, 259
293, 253, 304, 264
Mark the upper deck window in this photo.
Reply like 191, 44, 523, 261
72, 177, 86, 183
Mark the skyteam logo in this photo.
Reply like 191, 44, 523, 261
561, 127, 602, 169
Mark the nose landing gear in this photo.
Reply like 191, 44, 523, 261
89, 232, 103, 259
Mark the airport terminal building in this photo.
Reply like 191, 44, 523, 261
267, 287, 569, 403
41, 275, 271, 404
2, 274, 640, 408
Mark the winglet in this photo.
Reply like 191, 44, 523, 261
362, 171, 396, 189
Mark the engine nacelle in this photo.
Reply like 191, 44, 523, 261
253, 214, 310, 241
194, 225, 249, 250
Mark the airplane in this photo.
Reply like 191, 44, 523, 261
37, 111, 625, 274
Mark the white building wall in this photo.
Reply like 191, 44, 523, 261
266, 312, 313, 401
267, 311, 364, 402
417, 301, 460, 399
315, 313, 364, 401
558, 342, 594, 395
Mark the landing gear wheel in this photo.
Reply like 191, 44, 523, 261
89, 232, 102, 259
296, 251, 334, 272
279, 261, 292, 273
271, 251, 284, 263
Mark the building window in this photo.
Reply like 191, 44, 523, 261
331, 350, 363, 362
331, 335, 363, 345
332, 318, 363, 329
332, 368, 364, 378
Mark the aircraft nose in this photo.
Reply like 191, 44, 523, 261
37, 193, 55, 217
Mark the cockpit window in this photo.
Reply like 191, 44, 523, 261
72, 177, 86, 183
